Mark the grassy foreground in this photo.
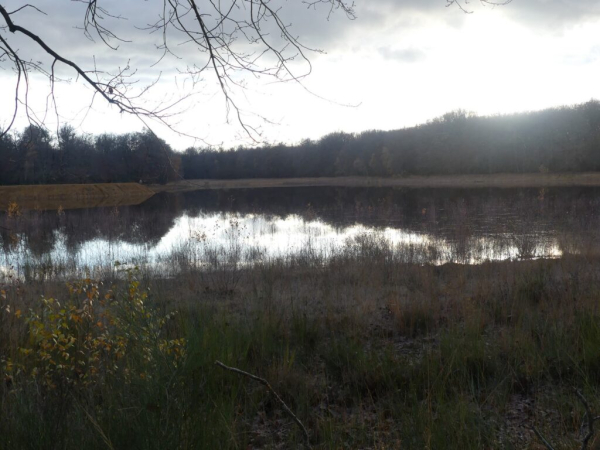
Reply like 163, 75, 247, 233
2, 251, 600, 449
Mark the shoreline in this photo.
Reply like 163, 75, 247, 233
4, 172, 600, 210
151, 172, 600, 193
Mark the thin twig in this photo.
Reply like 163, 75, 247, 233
532, 426, 556, 450
575, 389, 598, 450
215, 360, 311, 448
533, 389, 599, 450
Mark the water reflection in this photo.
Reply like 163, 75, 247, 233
1, 186, 599, 280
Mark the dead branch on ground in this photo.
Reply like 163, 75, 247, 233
533, 389, 600, 450
215, 360, 311, 449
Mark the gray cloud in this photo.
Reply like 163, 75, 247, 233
5, 0, 600, 71
294, 0, 600, 51
3, 0, 600, 141
362, 0, 600, 33
501, 0, 600, 31
3, 1, 354, 74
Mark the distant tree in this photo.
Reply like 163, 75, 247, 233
583, 100, 600, 170
381, 147, 394, 176
18, 125, 52, 184
369, 152, 384, 176
0, 130, 17, 184
13, 100, 600, 186
353, 157, 367, 176
171, 101, 600, 180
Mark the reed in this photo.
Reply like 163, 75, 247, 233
2, 231, 600, 448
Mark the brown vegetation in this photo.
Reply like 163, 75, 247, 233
3, 185, 600, 448
153, 172, 600, 193
9, 172, 600, 213
0, 183, 154, 211
2, 238, 600, 448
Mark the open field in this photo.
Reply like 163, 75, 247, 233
152, 172, 600, 193
2, 235, 600, 448
0, 183, 154, 211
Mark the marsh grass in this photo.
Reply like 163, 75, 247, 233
2, 235, 600, 448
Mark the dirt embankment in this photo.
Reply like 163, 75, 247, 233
0, 183, 154, 211
151, 172, 600, 193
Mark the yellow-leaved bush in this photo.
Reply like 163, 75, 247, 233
2, 270, 186, 392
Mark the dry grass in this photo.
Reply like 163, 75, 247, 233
3, 209, 600, 448
5, 172, 600, 211
3, 241, 600, 448
152, 172, 600, 193
0, 183, 154, 211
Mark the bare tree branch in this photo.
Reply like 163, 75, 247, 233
0, 0, 357, 142
7, 4, 47, 16
446, 0, 513, 14
0, 0, 504, 142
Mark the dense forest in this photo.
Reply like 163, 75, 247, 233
0, 127, 181, 185
2, 100, 600, 185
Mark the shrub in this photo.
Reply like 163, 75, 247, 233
2, 270, 186, 394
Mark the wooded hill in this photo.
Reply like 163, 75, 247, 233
2, 100, 600, 185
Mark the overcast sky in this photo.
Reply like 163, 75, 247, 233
2, 0, 600, 149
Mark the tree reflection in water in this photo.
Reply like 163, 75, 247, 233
2, 186, 600, 280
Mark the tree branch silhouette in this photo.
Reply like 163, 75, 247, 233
0, 1, 355, 141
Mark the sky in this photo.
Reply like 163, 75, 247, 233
2, 0, 600, 150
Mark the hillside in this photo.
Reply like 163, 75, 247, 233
3, 101, 600, 186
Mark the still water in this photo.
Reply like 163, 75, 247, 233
1, 186, 599, 280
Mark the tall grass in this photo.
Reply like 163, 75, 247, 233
2, 235, 600, 448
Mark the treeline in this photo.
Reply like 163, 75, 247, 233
0, 126, 181, 185
2, 100, 600, 185
183, 101, 600, 178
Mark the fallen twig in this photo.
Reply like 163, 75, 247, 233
215, 360, 311, 449
533, 389, 599, 450
532, 426, 556, 450
576, 389, 597, 450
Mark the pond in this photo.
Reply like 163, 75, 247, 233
1, 186, 599, 280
